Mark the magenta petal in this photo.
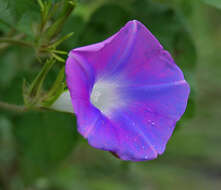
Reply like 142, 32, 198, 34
65, 20, 190, 161
69, 20, 162, 79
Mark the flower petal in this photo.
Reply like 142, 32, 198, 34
66, 20, 190, 161
69, 20, 162, 79
110, 82, 189, 159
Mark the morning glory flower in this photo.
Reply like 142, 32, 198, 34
65, 20, 190, 161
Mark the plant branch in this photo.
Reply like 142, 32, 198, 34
0, 101, 27, 113
0, 37, 33, 47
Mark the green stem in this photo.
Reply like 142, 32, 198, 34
0, 101, 27, 113
0, 101, 45, 113
0, 37, 33, 47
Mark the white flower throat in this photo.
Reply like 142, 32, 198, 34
90, 80, 122, 115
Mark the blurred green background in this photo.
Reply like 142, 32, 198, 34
0, 0, 221, 189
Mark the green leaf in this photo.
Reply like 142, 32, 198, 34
16, 11, 40, 39
61, 15, 85, 49
0, 72, 28, 105
0, 0, 40, 36
0, 48, 18, 87
45, 0, 76, 40
78, 4, 131, 45
5, 0, 39, 20
48, 32, 74, 48
44, 0, 62, 3
27, 59, 55, 103
42, 67, 66, 107
0, 116, 15, 169
202, 0, 221, 9
13, 110, 78, 184
0, 0, 14, 30
132, 0, 181, 50
0, 46, 36, 105
51, 49, 68, 55
51, 52, 65, 62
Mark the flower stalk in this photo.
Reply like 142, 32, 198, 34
0, 37, 34, 47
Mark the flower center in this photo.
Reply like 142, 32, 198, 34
90, 80, 121, 115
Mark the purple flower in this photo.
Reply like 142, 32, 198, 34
65, 20, 190, 161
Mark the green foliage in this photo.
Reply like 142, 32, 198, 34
42, 66, 66, 107
5, 0, 39, 19
202, 0, 221, 9
23, 59, 55, 106
13, 111, 78, 183
78, 4, 131, 45
61, 15, 85, 49
0, 48, 18, 87
0, 0, 40, 36
0, 0, 14, 31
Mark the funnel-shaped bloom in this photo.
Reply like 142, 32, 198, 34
66, 20, 190, 161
